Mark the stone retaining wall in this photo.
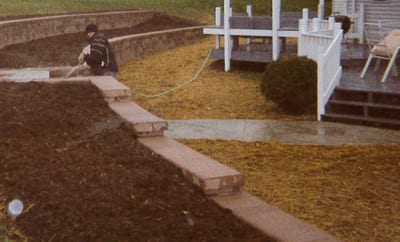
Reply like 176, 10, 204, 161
110, 26, 205, 66
0, 10, 156, 48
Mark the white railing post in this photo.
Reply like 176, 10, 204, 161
317, 46, 325, 121
246, 5, 252, 16
318, 0, 325, 20
215, 7, 221, 49
224, 0, 231, 72
298, 20, 304, 56
334, 22, 342, 36
216, 7, 221, 27
246, 5, 252, 50
302, 8, 309, 22
313, 18, 321, 32
272, 0, 281, 61
328, 16, 335, 30
298, 9, 308, 57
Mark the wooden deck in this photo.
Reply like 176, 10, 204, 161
209, 41, 370, 63
210, 38, 400, 95
324, 57, 400, 129
340, 59, 400, 95
209, 40, 297, 63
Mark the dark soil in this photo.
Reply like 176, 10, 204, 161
0, 81, 273, 242
0, 13, 273, 242
0, 13, 201, 68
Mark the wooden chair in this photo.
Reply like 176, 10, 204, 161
360, 21, 400, 82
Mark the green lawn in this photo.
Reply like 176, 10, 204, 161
0, 0, 331, 22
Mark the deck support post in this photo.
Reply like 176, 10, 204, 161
224, 0, 231, 71
215, 7, 222, 49
272, 0, 281, 61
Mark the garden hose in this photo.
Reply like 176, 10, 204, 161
130, 50, 212, 99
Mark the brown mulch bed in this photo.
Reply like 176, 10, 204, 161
0, 81, 273, 242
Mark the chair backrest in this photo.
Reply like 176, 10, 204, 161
364, 22, 385, 51
365, 21, 400, 53
384, 29, 400, 54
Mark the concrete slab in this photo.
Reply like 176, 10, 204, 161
166, 119, 400, 145
0, 69, 49, 81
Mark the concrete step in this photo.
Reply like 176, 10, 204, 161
138, 136, 244, 195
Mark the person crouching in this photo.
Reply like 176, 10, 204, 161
81, 24, 118, 79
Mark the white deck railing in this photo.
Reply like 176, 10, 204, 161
298, 17, 343, 121
204, 0, 320, 71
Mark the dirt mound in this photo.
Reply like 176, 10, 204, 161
0, 81, 273, 242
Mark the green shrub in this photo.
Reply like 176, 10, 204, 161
261, 56, 317, 115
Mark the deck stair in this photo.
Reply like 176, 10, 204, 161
322, 86, 400, 129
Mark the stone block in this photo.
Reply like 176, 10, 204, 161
109, 101, 167, 136
212, 192, 341, 242
138, 136, 244, 195
90, 76, 131, 102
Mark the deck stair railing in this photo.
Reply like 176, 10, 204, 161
298, 15, 344, 120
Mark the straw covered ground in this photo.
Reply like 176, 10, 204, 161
119, 37, 312, 121
119, 37, 400, 242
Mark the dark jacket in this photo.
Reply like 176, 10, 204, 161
84, 33, 118, 75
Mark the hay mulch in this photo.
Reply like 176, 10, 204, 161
119, 37, 313, 121
180, 140, 400, 242
119, 38, 400, 242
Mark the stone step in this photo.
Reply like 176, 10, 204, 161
90, 76, 131, 103
138, 136, 244, 195
212, 191, 341, 242
89, 76, 167, 136
109, 101, 167, 137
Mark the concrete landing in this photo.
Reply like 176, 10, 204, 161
165, 119, 400, 145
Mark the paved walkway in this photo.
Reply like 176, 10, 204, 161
165, 119, 400, 145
